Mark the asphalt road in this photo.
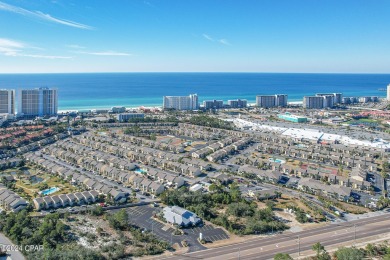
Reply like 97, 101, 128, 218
162, 213, 390, 260
0, 232, 25, 260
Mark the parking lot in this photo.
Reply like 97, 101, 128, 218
185, 225, 229, 242
109, 205, 229, 251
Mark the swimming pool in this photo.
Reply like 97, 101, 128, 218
268, 158, 286, 164
135, 168, 147, 174
40, 187, 60, 196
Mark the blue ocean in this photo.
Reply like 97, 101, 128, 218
0, 73, 389, 111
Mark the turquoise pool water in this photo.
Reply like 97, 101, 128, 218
268, 158, 286, 164
135, 168, 147, 174
40, 187, 60, 196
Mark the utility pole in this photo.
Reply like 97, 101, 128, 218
238, 247, 240, 260
354, 224, 356, 245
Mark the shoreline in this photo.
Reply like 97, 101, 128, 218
57, 101, 305, 113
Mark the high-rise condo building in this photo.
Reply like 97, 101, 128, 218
203, 100, 224, 109
0, 89, 15, 114
228, 99, 247, 108
256, 94, 288, 108
303, 96, 324, 109
17, 88, 58, 118
387, 84, 390, 101
256, 95, 275, 108
275, 94, 288, 107
316, 93, 342, 104
163, 93, 199, 110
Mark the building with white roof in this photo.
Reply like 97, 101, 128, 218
163, 206, 201, 227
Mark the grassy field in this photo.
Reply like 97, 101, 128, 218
16, 174, 78, 199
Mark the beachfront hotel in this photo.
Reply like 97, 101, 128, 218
228, 99, 248, 108
0, 89, 15, 115
255, 94, 287, 108
387, 84, 390, 101
303, 93, 343, 109
163, 94, 199, 110
17, 88, 58, 118
203, 100, 224, 109
303, 96, 325, 109
316, 93, 342, 104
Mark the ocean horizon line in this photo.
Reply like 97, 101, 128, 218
1, 71, 390, 75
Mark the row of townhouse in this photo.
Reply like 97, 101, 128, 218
236, 155, 371, 178
130, 175, 165, 195
74, 131, 221, 175
145, 156, 201, 177
72, 173, 129, 201
171, 128, 220, 140
97, 122, 177, 128
118, 134, 185, 153
238, 161, 372, 192
48, 142, 138, 172
181, 158, 213, 171
238, 164, 353, 201
206, 138, 252, 162
166, 123, 250, 141
73, 133, 187, 164
137, 167, 185, 188
16, 133, 68, 154
0, 184, 28, 212
191, 137, 238, 158
0, 158, 23, 170
46, 142, 185, 190
41, 143, 169, 196
256, 143, 377, 170
297, 178, 352, 201
258, 142, 375, 163
24, 153, 130, 201
238, 165, 283, 184
65, 137, 203, 178
33, 190, 99, 211
177, 123, 250, 138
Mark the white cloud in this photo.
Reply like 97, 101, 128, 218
202, 34, 214, 42
21, 54, 71, 59
0, 38, 71, 59
76, 50, 132, 56
219, 39, 231, 46
143, 1, 155, 8
0, 1, 94, 30
0, 38, 25, 56
203, 33, 231, 46
66, 44, 86, 49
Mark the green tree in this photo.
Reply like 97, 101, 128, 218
107, 209, 129, 230
365, 243, 376, 257
90, 206, 104, 216
310, 241, 331, 260
274, 253, 293, 260
333, 247, 364, 260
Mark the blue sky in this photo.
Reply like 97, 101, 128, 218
0, 0, 389, 73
